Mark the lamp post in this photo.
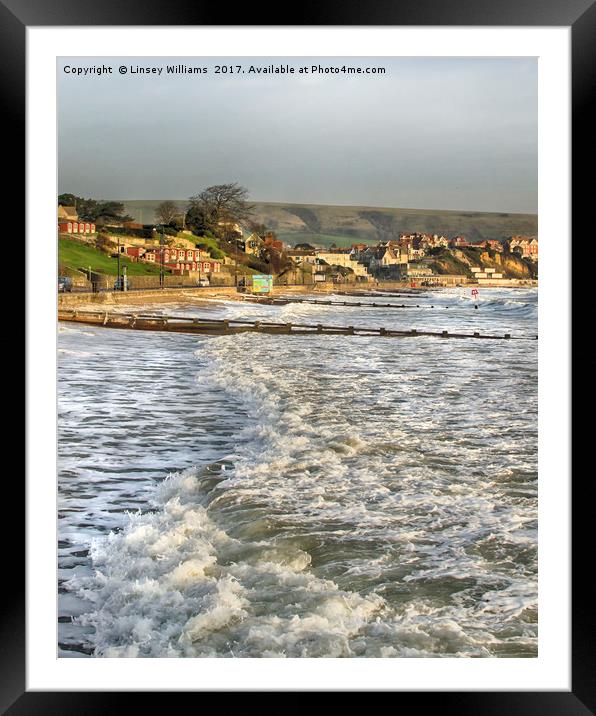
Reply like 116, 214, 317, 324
117, 236, 121, 290
159, 225, 165, 289
233, 231, 239, 288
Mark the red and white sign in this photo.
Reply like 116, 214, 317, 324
471, 288, 479, 297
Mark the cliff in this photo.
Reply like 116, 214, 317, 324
455, 248, 536, 279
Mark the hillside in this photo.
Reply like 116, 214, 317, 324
122, 199, 537, 247
58, 237, 164, 276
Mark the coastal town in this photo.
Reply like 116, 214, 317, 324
58, 188, 538, 294
55, 56, 541, 666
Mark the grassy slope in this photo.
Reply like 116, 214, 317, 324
58, 235, 258, 279
58, 237, 165, 276
121, 200, 537, 246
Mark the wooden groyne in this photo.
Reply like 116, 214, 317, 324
333, 290, 426, 297
58, 308, 537, 341
241, 296, 447, 309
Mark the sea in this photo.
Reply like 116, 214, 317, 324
58, 287, 538, 658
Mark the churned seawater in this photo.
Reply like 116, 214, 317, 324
58, 287, 538, 658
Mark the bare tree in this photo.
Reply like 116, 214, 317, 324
187, 183, 254, 237
247, 220, 269, 238
155, 200, 179, 226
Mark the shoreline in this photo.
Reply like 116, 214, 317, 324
57, 280, 537, 307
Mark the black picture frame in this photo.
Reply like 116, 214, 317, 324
10, 0, 585, 707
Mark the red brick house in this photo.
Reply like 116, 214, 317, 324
263, 234, 284, 252
476, 240, 504, 252
124, 246, 147, 260
450, 236, 469, 248
167, 260, 222, 275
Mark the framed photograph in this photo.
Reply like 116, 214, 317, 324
11, 0, 586, 707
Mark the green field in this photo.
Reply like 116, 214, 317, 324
58, 237, 165, 276
276, 232, 367, 248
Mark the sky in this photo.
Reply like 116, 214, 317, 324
58, 57, 537, 213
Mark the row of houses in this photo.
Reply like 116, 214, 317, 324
122, 246, 222, 275
284, 232, 538, 283
285, 244, 464, 284
388, 233, 505, 256
285, 242, 438, 281
355, 233, 537, 260
58, 220, 97, 235
450, 235, 538, 260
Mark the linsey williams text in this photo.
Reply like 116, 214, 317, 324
62, 65, 209, 76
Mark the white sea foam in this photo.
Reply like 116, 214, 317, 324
67, 469, 391, 657
58, 326, 96, 337
58, 348, 94, 357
